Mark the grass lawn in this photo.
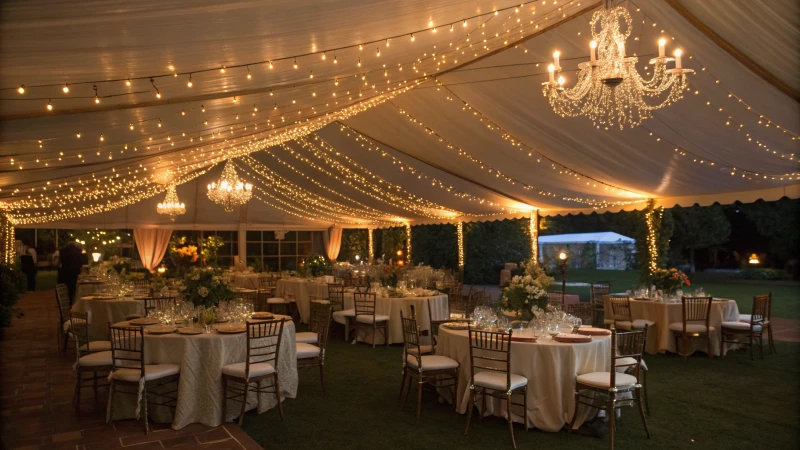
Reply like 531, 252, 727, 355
561, 269, 800, 320
241, 327, 800, 450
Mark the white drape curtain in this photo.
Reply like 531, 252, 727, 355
133, 228, 172, 272
323, 225, 343, 261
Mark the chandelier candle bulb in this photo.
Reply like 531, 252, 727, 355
674, 49, 682, 69
548, 64, 555, 83
590, 41, 597, 62
658, 38, 666, 58
553, 51, 560, 70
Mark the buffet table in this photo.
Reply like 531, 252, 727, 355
436, 327, 611, 432
108, 316, 298, 429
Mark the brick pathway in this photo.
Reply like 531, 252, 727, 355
0, 290, 262, 450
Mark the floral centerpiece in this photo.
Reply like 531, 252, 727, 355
180, 266, 235, 308
652, 268, 690, 293
499, 258, 554, 321
169, 236, 199, 276
366, 260, 405, 287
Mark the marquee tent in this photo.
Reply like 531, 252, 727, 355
1, 0, 798, 238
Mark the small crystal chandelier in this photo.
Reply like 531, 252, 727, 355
207, 159, 252, 212
542, 5, 694, 129
156, 183, 186, 221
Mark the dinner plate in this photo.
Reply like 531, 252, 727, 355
216, 325, 246, 334
441, 322, 470, 330
554, 334, 592, 343
577, 327, 611, 336
177, 327, 203, 335
510, 335, 538, 342
129, 317, 160, 326
147, 326, 176, 335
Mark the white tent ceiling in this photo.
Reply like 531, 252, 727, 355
1, 0, 798, 230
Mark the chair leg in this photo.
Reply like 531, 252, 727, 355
681, 335, 689, 360
506, 392, 517, 449
319, 364, 326, 394
93, 371, 99, 401
643, 370, 650, 416
107, 380, 116, 425
749, 334, 754, 361
608, 399, 616, 450
720, 329, 726, 358
767, 325, 776, 354
142, 386, 149, 434
372, 324, 376, 349
758, 334, 764, 360
238, 381, 249, 426
416, 380, 424, 420
398, 369, 407, 399
221, 376, 228, 423
637, 386, 650, 438
523, 389, 529, 432
568, 389, 579, 433
73, 371, 82, 413
401, 373, 412, 411
707, 335, 713, 359
62, 331, 69, 355
464, 387, 475, 437
274, 376, 284, 421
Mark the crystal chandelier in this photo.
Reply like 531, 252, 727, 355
542, 5, 694, 129
156, 183, 185, 221
207, 159, 252, 212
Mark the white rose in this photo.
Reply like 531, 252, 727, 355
197, 286, 209, 297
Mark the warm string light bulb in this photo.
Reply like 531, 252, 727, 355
293, 58, 298, 69
220, 65, 226, 73
357, 57, 362, 67
17, 85, 25, 94
125, 78, 131, 86
93, 85, 100, 104
376, 47, 380, 57
269, 60, 274, 69
46, 100, 53, 111
322, 52, 326, 60
62, 84, 69, 94
187, 74, 193, 87
411, 33, 415, 42
309, 71, 314, 79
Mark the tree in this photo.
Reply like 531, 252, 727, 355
380, 227, 406, 262
670, 204, 730, 272
337, 229, 368, 262
739, 198, 800, 264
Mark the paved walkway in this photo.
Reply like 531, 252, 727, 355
0, 290, 262, 450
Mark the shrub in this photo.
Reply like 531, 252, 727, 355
736, 268, 785, 280
0, 264, 25, 327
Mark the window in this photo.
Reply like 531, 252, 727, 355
246, 230, 319, 271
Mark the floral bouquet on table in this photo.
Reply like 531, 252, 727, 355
652, 268, 690, 293
180, 266, 235, 308
169, 236, 199, 276
499, 257, 554, 321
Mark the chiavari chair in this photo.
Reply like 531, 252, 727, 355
55, 284, 74, 353
132, 279, 151, 297
546, 290, 565, 307
568, 327, 650, 449
464, 327, 528, 449
669, 296, 714, 359
329, 283, 357, 341
427, 296, 470, 346
591, 283, 613, 327
107, 324, 180, 433
737, 293, 775, 355
722, 294, 769, 360
566, 302, 594, 326
353, 292, 389, 348
222, 318, 286, 425
70, 311, 112, 412
142, 296, 177, 316
609, 296, 654, 331
399, 310, 459, 420
296, 302, 332, 393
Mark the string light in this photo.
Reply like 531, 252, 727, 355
405, 222, 412, 263
93, 85, 100, 103
530, 211, 539, 262
17, 85, 25, 94
246, 66, 252, 79
220, 65, 226, 73
62, 84, 69, 94
457, 221, 465, 267
368, 228, 374, 261
46, 100, 53, 111
293, 58, 298, 69
125, 78, 131, 86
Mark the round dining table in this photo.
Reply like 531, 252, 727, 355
72, 295, 144, 340
603, 296, 740, 356
436, 327, 611, 432
232, 272, 261, 291
341, 293, 449, 345
108, 316, 298, 430
276, 278, 331, 323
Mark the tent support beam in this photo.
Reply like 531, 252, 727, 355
664, 0, 800, 102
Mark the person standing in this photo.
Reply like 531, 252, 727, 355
58, 241, 83, 305
20, 240, 38, 291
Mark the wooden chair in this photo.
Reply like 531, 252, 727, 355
591, 285, 613, 328
609, 296, 654, 330
296, 302, 332, 393
132, 279, 151, 297
107, 325, 179, 433
70, 311, 112, 413
399, 310, 459, 420
353, 292, 389, 348
546, 290, 565, 307
566, 302, 594, 326
427, 296, 469, 345
329, 283, 357, 341
738, 293, 775, 355
464, 328, 528, 449
669, 296, 714, 359
143, 296, 177, 316
222, 319, 286, 425
569, 327, 650, 448
722, 294, 769, 360
55, 284, 74, 353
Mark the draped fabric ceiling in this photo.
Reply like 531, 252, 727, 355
1, 0, 798, 231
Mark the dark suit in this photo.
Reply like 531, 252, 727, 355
58, 243, 83, 304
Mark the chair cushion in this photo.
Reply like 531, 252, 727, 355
267, 297, 289, 304
406, 354, 459, 371
473, 371, 527, 391
332, 309, 356, 325
112, 364, 180, 382
603, 319, 615, 325
124, 314, 142, 321
739, 314, 769, 325
577, 371, 638, 388
296, 342, 321, 359
355, 314, 390, 324
616, 319, 655, 330
722, 321, 762, 332
78, 351, 113, 367
615, 356, 648, 371
222, 361, 275, 378
668, 323, 715, 334
311, 299, 331, 305
63, 320, 71, 332
295, 331, 318, 344
407, 345, 434, 356
79, 341, 112, 352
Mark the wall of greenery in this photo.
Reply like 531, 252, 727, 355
379, 226, 407, 262
337, 229, 368, 262
410, 224, 458, 271
463, 219, 532, 285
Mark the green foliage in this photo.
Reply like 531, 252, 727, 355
304, 253, 330, 277
338, 229, 368, 262
671, 203, 731, 271
380, 227, 406, 261
464, 219, 531, 285
248, 258, 266, 273
201, 236, 225, 266
0, 264, 24, 327
736, 268, 785, 280
180, 266, 235, 308
409, 224, 458, 271
635, 200, 674, 283
740, 198, 800, 262
111, 259, 133, 274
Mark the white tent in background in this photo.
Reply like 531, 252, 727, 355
539, 232, 635, 270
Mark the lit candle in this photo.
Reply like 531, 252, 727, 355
590, 41, 597, 62
548, 64, 555, 83
658, 38, 666, 58
553, 51, 560, 70
557, 76, 565, 86
674, 49, 682, 69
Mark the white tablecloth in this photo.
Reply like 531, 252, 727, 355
72, 295, 144, 340
343, 294, 448, 345
76, 280, 103, 301
276, 279, 330, 324
109, 317, 298, 430
436, 327, 611, 432
232, 273, 261, 291
604, 297, 739, 356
